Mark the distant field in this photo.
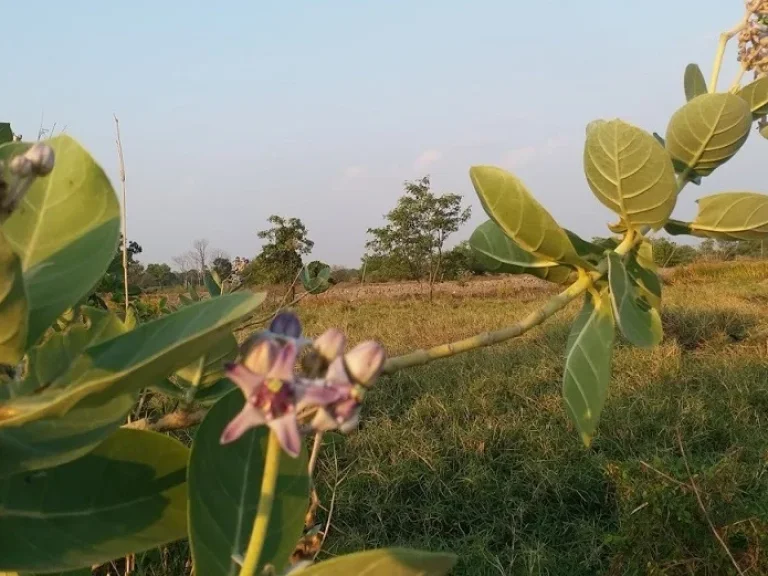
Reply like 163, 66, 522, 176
139, 261, 768, 575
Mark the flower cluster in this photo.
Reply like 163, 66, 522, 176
739, 0, 768, 77
1, 143, 55, 220
220, 311, 386, 457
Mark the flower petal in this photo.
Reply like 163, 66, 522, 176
296, 381, 346, 411
270, 312, 302, 339
226, 364, 265, 397
269, 340, 298, 381
339, 407, 361, 434
326, 357, 351, 384
310, 408, 339, 432
243, 338, 279, 375
220, 404, 267, 444
269, 413, 302, 458
313, 328, 346, 361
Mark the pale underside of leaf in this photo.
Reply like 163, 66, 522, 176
290, 548, 458, 576
469, 166, 584, 267
664, 93, 751, 177
692, 192, 768, 235
736, 75, 768, 118
584, 119, 677, 229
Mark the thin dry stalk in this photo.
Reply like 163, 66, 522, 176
676, 430, 746, 576
113, 114, 129, 320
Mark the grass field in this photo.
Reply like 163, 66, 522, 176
142, 261, 768, 575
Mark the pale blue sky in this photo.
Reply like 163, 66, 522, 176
5, 1, 763, 267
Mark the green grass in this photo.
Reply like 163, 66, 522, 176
139, 261, 768, 575
299, 263, 768, 575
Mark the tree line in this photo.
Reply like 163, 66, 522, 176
107, 175, 768, 296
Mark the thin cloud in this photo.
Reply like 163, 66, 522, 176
500, 135, 570, 170
414, 149, 442, 172
343, 165, 367, 179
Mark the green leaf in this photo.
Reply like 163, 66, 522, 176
652, 132, 702, 185
0, 291, 265, 428
188, 284, 200, 301
291, 548, 458, 575
564, 229, 615, 264
0, 136, 121, 349
301, 261, 332, 295
469, 166, 585, 268
189, 389, 309, 576
0, 428, 188, 573
584, 119, 678, 230
0, 228, 28, 364
736, 76, 768, 118
175, 332, 238, 388
0, 307, 136, 476
178, 293, 193, 307
204, 271, 221, 297
625, 244, 662, 310
0, 124, 12, 145
607, 252, 662, 348
684, 63, 707, 101
665, 93, 752, 177
678, 192, 768, 241
470, 220, 561, 268
469, 220, 575, 284
562, 290, 615, 446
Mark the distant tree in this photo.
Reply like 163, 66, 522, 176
650, 237, 697, 267
364, 176, 471, 300
95, 236, 143, 293
330, 265, 360, 283
247, 215, 314, 287
440, 240, 480, 281
144, 263, 178, 287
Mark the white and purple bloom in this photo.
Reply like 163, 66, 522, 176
220, 311, 387, 456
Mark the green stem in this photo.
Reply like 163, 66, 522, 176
382, 270, 594, 374
709, 18, 748, 93
239, 431, 281, 576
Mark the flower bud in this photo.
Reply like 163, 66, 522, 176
313, 328, 345, 361
270, 311, 302, 339
343, 341, 385, 386
242, 338, 278, 374
24, 143, 55, 176
9, 155, 33, 177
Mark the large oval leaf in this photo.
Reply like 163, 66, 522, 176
684, 63, 707, 101
607, 252, 662, 348
469, 221, 575, 284
664, 93, 751, 177
0, 307, 135, 477
175, 332, 238, 389
625, 244, 661, 310
301, 261, 333, 295
736, 76, 768, 118
562, 289, 615, 447
0, 228, 27, 364
0, 136, 121, 349
469, 166, 584, 267
0, 291, 265, 428
584, 119, 678, 230
682, 192, 768, 240
0, 428, 188, 573
469, 220, 560, 268
189, 389, 309, 576
292, 548, 458, 575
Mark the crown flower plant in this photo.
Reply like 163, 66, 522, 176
2, 1, 768, 575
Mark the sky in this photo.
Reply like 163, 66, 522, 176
5, 0, 765, 268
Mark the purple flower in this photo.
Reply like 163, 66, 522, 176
270, 312, 302, 339
221, 338, 342, 457
308, 340, 385, 433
